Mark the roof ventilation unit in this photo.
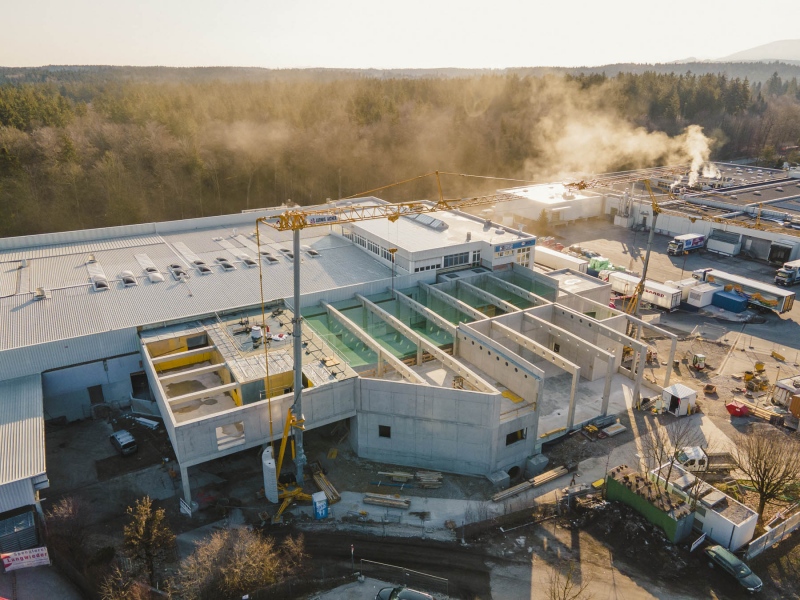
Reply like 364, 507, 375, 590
92, 277, 109, 291
168, 264, 189, 280
216, 258, 236, 271
86, 260, 110, 291
135, 253, 165, 283
34, 287, 51, 300
192, 260, 213, 275
301, 245, 320, 258
240, 254, 258, 267
120, 271, 138, 287
147, 269, 165, 283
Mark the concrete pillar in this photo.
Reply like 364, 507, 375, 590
181, 465, 191, 505
631, 349, 647, 405
566, 368, 581, 430
601, 358, 615, 416
664, 336, 677, 387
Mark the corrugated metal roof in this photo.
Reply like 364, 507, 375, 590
0, 230, 391, 353
0, 374, 45, 486
0, 263, 19, 297
0, 234, 165, 262
663, 383, 696, 398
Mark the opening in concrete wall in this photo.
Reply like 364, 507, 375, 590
506, 429, 527, 446
378, 425, 391, 438
508, 466, 521, 479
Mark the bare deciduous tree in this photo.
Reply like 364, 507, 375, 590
639, 418, 704, 490
547, 559, 592, 600
45, 496, 88, 561
731, 427, 800, 520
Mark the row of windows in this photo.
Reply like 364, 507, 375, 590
342, 229, 395, 263
414, 263, 441, 272
443, 251, 470, 268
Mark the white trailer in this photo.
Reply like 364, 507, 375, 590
692, 268, 796, 313
534, 246, 589, 273
608, 272, 682, 311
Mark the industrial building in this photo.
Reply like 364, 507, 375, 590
0, 195, 680, 533
484, 164, 800, 266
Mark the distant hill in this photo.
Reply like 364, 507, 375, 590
3, 61, 800, 86
717, 39, 800, 64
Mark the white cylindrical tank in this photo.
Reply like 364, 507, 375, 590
250, 325, 263, 341
262, 446, 279, 503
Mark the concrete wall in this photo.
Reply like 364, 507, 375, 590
42, 353, 142, 421
172, 377, 358, 468
455, 325, 541, 472
354, 378, 503, 476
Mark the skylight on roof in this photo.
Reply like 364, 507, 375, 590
403, 213, 449, 231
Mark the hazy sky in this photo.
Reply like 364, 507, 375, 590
2, 0, 798, 69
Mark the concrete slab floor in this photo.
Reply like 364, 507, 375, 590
172, 392, 237, 423
537, 374, 661, 437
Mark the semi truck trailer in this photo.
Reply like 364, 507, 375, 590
692, 268, 795, 313
667, 233, 706, 256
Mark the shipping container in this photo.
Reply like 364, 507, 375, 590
711, 291, 748, 313
665, 278, 698, 301
607, 272, 681, 311
687, 283, 722, 307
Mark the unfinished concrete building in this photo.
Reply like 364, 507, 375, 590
0, 197, 677, 510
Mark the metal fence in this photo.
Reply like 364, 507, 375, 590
359, 559, 449, 596
745, 510, 800, 560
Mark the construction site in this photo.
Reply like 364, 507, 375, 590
3, 165, 800, 598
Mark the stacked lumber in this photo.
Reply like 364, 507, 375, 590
378, 470, 414, 483
736, 397, 785, 425
313, 471, 341, 504
415, 471, 443, 489
363, 492, 411, 509
491, 466, 568, 503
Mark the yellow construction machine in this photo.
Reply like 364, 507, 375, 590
271, 407, 312, 523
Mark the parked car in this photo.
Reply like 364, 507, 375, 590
704, 545, 762, 593
110, 429, 138, 456
375, 586, 433, 600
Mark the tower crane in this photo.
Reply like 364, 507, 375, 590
255, 166, 689, 497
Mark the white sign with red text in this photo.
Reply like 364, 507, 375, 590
1, 547, 51, 571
